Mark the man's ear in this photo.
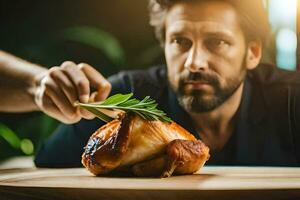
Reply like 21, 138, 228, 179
245, 41, 262, 70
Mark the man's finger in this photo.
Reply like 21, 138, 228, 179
79, 108, 95, 120
41, 94, 80, 124
43, 76, 77, 119
49, 67, 78, 106
61, 61, 90, 103
78, 63, 111, 101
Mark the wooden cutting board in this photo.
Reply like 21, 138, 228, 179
0, 167, 299, 200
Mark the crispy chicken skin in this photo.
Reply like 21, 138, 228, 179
82, 113, 210, 177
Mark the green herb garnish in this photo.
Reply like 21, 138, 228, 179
76, 93, 172, 123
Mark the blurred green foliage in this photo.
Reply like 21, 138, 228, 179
0, 113, 59, 161
0, 123, 26, 151
63, 26, 126, 66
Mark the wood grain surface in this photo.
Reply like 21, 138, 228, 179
0, 167, 299, 200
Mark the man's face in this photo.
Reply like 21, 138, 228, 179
165, 1, 250, 113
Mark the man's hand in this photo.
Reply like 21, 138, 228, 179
34, 61, 111, 124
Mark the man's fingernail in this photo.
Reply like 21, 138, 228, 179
80, 95, 89, 103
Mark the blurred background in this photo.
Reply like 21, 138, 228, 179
0, 0, 298, 163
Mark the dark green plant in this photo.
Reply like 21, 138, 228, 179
0, 123, 34, 155
62, 26, 126, 66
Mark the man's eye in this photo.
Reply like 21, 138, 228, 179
172, 37, 192, 50
205, 38, 230, 51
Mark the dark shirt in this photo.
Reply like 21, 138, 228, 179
35, 64, 300, 167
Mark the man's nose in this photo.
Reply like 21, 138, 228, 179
184, 46, 209, 72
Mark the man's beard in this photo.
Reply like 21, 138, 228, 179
172, 61, 247, 113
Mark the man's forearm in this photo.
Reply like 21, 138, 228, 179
0, 50, 48, 112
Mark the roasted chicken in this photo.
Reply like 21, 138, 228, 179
82, 113, 209, 177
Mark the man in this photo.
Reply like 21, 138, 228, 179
35, 0, 300, 167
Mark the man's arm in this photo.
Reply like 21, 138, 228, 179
0, 50, 47, 112
0, 50, 112, 124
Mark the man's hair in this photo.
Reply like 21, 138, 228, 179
149, 0, 271, 47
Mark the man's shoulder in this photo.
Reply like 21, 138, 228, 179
249, 63, 300, 87
248, 63, 300, 112
248, 63, 300, 131
247, 63, 300, 162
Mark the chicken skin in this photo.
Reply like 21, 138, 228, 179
82, 113, 209, 177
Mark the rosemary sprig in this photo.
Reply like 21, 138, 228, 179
76, 93, 172, 123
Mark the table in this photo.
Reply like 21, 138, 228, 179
0, 167, 299, 200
